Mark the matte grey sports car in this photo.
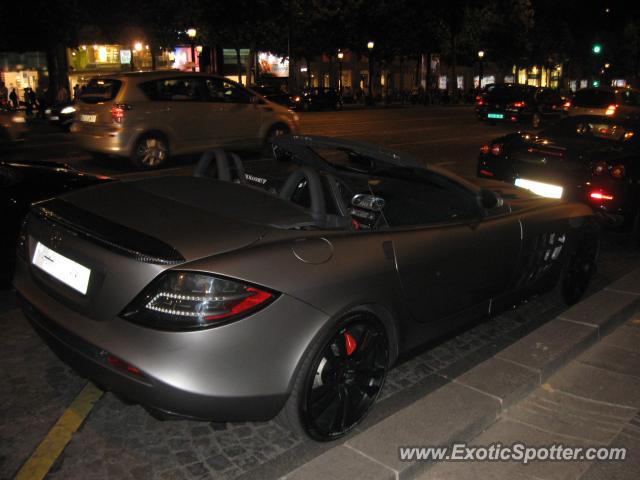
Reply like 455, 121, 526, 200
14, 136, 599, 441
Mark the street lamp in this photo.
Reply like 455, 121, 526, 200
367, 41, 374, 104
337, 51, 344, 93
477, 50, 485, 89
187, 27, 197, 72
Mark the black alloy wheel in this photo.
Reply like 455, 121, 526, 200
301, 317, 388, 441
557, 235, 599, 305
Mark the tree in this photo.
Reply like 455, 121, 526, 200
0, 0, 86, 101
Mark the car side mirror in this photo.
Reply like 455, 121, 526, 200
478, 189, 504, 210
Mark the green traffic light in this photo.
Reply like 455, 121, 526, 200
592, 44, 602, 54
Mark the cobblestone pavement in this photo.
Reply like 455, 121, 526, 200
1, 231, 638, 480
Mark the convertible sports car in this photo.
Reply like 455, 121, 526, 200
14, 136, 599, 441
477, 115, 640, 235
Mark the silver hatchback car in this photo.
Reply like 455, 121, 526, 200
71, 71, 300, 168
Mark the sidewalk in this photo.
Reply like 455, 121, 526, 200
284, 270, 640, 480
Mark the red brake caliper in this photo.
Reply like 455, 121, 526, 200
344, 332, 357, 356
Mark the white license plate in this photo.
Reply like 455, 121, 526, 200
80, 114, 97, 123
32, 242, 91, 294
515, 178, 563, 199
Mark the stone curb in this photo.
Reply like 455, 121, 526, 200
283, 269, 640, 480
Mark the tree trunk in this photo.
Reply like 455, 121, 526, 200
426, 51, 432, 91
450, 35, 457, 97
235, 48, 243, 85
151, 44, 157, 70
45, 43, 70, 105
246, 48, 253, 86
305, 56, 312, 87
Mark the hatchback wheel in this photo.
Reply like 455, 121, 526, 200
131, 134, 169, 169
278, 315, 389, 441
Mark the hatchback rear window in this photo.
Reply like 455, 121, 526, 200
80, 79, 122, 104
573, 90, 616, 108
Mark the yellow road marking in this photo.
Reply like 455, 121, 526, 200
16, 382, 103, 480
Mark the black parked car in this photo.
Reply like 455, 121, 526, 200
45, 102, 76, 130
250, 86, 296, 109
1, 161, 110, 284
477, 115, 640, 235
476, 84, 566, 128
295, 87, 342, 111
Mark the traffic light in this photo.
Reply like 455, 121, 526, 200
592, 43, 602, 54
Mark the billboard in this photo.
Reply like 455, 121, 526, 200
258, 52, 289, 77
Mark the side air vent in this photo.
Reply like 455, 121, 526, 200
32, 199, 185, 265
516, 232, 566, 288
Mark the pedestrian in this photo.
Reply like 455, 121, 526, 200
0, 81, 7, 110
9, 88, 18, 110
73, 83, 80, 100
24, 88, 33, 116
36, 85, 46, 118
56, 84, 69, 105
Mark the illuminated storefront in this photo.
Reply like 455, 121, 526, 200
0, 51, 47, 101
67, 44, 174, 89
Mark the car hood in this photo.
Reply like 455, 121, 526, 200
51, 175, 313, 262
510, 132, 626, 165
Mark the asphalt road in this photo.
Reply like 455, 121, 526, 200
2, 105, 640, 480
1, 105, 516, 178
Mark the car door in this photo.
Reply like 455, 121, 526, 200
141, 76, 210, 152
372, 172, 522, 324
207, 78, 262, 147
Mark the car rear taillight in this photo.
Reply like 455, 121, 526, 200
476, 96, 484, 106
610, 164, 626, 178
563, 101, 572, 110
605, 104, 618, 116
590, 191, 614, 202
111, 104, 130, 123
121, 272, 277, 330
490, 143, 503, 156
593, 161, 608, 175
480, 144, 490, 154
511, 101, 526, 108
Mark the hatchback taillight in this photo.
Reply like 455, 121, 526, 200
491, 143, 503, 156
111, 104, 130, 123
510, 101, 526, 108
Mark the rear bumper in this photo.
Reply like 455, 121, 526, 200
70, 122, 135, 156
20, 295, 288, 420
14, 257, 330, 421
